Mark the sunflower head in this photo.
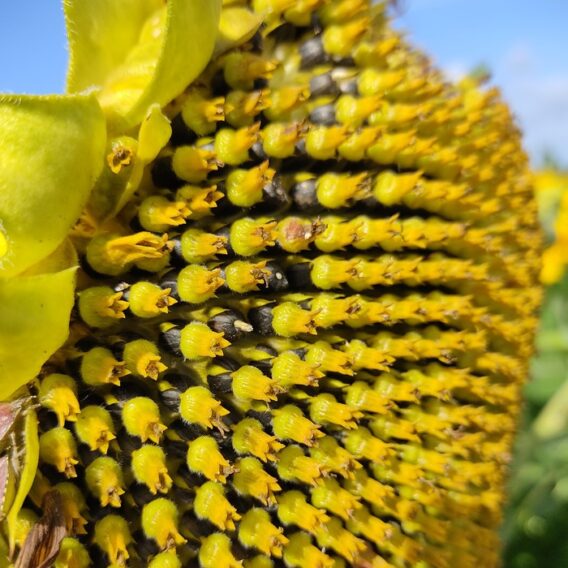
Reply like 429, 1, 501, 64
0, 0, 543, 566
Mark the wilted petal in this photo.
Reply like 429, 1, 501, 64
14, 491, 66, 568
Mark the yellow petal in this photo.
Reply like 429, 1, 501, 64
65, 0, 222, 129
89, 104, 172, 219
138, 104, 173, 163
0, 94, 105, 278
0, 267, 77, 400
116, 104, 172, 213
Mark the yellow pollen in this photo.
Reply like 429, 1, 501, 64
311, 477, 361, 521
277, 445, 326, 486
232, 457, 281, 506
310, 435, 362, 480
273, 405, 324, 446
283, 532, 335, 568
180, 386, 230, 433
316, 518, 366, 563
139, 195, 191, 231
226, 161, 275, 207
305, 341, 354, 376
305, 125, 349, 160
272, 302, 318, 337
81, 346, 130, 387
78, 286, 129, 328
317, 172, 371, 208
277, 491, 329, 535
238, 508, 289, 558
75, 406, 116, 454
86, 457, 125, 508
199, 534, 242, 568
311, 255, 360, 290
231, 365, 283, 403
107, 143, 134, 174
265, 85, 309, 119
131, 445, 173, 495
194, 482, 241, 531
180, 322, 231, 360
142, 499, 187, 551
262, 122, 305, 158
39, 428, 79, 479
187, 436, 235, 483
39, 373, 80, 427
128, 281, 176, 318
271, 352, 323, 388
122, 397, 166, 443
225, 260, 270, 293
94, 516, 132, 566
172, 145, 219, 183
178, 265, 225, 304
230, 218, 277, 256
177, 185, 223, 218
232, 418, 285, 462
310, 393, 363, 429
123, 338, 167, 380
203, 96, 226, 122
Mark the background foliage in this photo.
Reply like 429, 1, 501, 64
503, 170, 568, 567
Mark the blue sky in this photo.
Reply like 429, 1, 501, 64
1, 0, 567, 166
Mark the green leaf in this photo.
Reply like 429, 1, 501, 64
65, 0, 222, 130
0, 268, 77, 401
0, 94, 105, 278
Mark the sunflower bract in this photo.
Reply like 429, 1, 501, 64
27, 1, 542, 567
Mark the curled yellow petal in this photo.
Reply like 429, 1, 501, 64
6, 408, 39, 553
0, 267, 77, 400
65, 0, 222, 129
0, 94, 105, 277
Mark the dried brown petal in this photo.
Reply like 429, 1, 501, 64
15, 491, 66, 568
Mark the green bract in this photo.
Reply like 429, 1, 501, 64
0, 268, 77, 400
